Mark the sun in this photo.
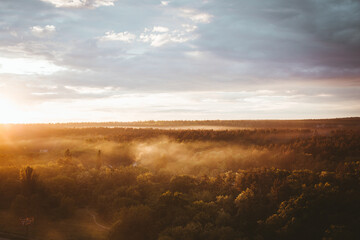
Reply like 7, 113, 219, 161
0, 98, 24, 123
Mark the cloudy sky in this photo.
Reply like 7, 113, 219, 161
0, 0, 359, 123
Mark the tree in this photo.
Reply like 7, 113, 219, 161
64, 149, 72, 161
20, 166, 38, 198
108, 205, 156, 240
19, 166, 38, 238
96, 150, 102, 169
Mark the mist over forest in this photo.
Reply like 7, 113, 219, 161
0, 119, 359, 239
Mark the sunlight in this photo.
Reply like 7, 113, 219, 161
0, 98, 24, 123
0, 57, 64, 75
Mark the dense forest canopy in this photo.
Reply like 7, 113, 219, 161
0, 118, 359, 239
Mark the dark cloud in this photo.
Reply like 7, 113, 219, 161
196, 0, 360, 80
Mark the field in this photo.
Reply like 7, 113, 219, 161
0, 118, 360, 239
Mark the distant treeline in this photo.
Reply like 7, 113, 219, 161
2, 117, 360, 129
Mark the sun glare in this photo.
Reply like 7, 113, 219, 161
0, 57, 64, 75
0, 98, 24, 123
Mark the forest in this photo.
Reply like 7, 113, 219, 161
0, 118, 359, 239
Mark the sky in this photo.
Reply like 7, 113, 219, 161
0, 0, 359, 123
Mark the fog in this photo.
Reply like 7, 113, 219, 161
0, 134, 300, 176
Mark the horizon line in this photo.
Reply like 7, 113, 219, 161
1, 117, 359, 125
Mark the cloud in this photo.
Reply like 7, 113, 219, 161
182, 24, 197, 32
30, 25, 56, 37
139, 25, 197, 47
180, 8, 213, 23
194, 0, 360, 80
152, 26, 169, 33
40, 0, 117, 8
0, 57, 64, 75
0, 0, 360, 121
161, 1, 169, 6
139, 33, 169, 47
3, 88, 359, 123
139, 32, 191, 47
99, 31, 136, 42
64, 85, 116, 94
98, 25, 195, 47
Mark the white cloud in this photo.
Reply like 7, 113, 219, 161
40, 0, 117, 8
185, 51, 203, 58
30, 25, 56, 37
99, 31, 136, 42
139, 33, 170, 47
317, 94, 333, 97
182, 24, 197, 32
180, 8, 213, 23
148, 33, 187, 47
139, 24, 197, 47
65, 86, 115, 94
152, 26, 169, 33
161, 1, 169, 6
140, 32, 192, 47
0, 57, 64, 75
98, 25, 195, 47
32, 92, 58, 96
